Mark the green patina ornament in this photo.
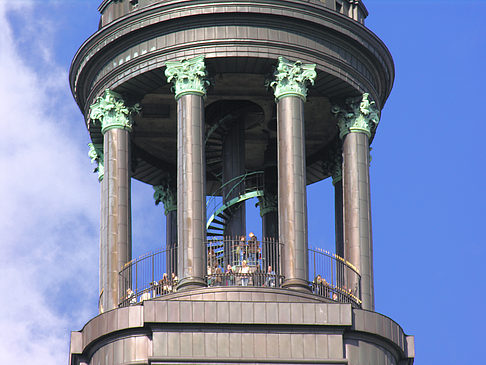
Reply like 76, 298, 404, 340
257, 193, 278, 217
89, 89, 140, 134
270, 56, 317, 102
331, 93, 380, 139
322, 152, 343, 185
88, 143, 104, 182
165, 55, 209, 100
153, 184, 177, 215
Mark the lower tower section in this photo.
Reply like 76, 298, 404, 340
70, 289, 414, 365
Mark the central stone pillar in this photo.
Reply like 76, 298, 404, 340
90, 90, 138, 312
260, 139, 278, 241
222, 117, 246, 237
323, 149, 345, 287
332, 93, 380, 310
270, 57, 316, 292
165, 56, 209, 290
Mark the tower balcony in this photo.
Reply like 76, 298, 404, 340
118, 239, 362, 308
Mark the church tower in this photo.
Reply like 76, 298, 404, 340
69, 1, 414, 364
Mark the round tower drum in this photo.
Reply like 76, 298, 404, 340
70, 0, 394, 187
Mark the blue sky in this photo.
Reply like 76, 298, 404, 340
0, 1, 484, 364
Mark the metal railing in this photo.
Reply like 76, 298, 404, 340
118, 246, 177, 307
118, 242, 362, 307
309, 247, 362, 306
206, 171, 264, 221
206, 237, 283, 287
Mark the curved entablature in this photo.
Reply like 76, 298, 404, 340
97, 0, 369, 27
71, 0, 393, 115
71, 0, 393, 186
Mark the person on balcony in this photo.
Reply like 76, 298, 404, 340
171, 272, 178, 292
265, 265, 276, 287
207, 265, 214, 286
208, 247, 217, 268
236, 235, 246, 265
314, 275, 323, 296
161, 273, 171, 294
225, 264, 235, 286
247, 232, 259, 265
240, 260, 250, 286
126, 288, 136, 304
215, 265, 223, 286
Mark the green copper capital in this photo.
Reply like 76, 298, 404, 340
331, 93, 380, 139
165, 55, 209, 100
257, 193, 278, 217
88, 143, 104, 182
89, 89, 140, 134
270, 57, 317, 102
153, 184, 177, 215
323, 153, 342, 185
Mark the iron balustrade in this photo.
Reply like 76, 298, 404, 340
309, 247, 362, 306
206, 171, 264, 221
118, 246, 177, 307
118, 242, 362, 307
206, 237, 283, 287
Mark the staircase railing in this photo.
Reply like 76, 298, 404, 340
206, 171, 264, 229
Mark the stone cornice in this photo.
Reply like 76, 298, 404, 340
70, 0, 394, 116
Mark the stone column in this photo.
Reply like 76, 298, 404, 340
332, 93, 380, 310
222, 117, 246, 237
165, 56, 209, 290
261, 139, 278, 241
270, 57, 316, 292
153, 183, 178, 276
90, 90, 139, 312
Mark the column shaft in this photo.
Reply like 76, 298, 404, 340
177, 94, 206, 290
99, 177, 106, 313
334, 179, 344, 258
277, 96, 309, 291
262, 140, 278, 240
166, 210, 177, 276
342, 131, 373, 310
103, 127, 132, 310
334, 179, 345, 287
222, 118, 246, 237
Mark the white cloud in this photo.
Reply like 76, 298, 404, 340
0, 2, 99, 364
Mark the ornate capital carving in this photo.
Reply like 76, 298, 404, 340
270, 56, 317, 102
153, 184, 177, 215
322, 152, 343, 185
89, 89, 140, 134
331, 93, 380, 139
88, 143, 104, 182
165, 55, 209, 100
257, 193, 278, 217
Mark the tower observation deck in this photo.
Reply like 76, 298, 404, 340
69, 1, 414, 364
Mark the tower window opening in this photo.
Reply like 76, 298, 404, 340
336, 1, 343, 13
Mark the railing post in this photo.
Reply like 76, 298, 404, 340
135, 261, 138, 295
331, 255, 334, 287
313, 250, 316, 281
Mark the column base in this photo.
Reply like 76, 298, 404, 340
176, 277, 207, 292
282, 278, 312, 293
